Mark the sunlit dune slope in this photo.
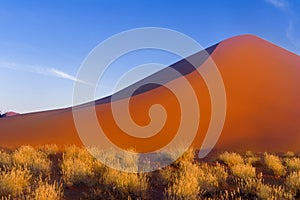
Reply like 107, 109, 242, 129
1, 35, 299, 153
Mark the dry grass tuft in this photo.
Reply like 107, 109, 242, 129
61, 145, 100, 186
286, 171, 300, 195
218, 152, 244, 166
12, 146, 51, 176
231, 164, 256, 179
0, 165, 32, 198
285, 157, 300, 172
264, 153, 285, 176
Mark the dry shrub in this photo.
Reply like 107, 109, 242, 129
24, 178, 63, 200
198, 163, 228, 192
38, 144, 59, 156
88, 147, 139, 173
284, 151, 295, 158
103, 169, 149, 199
231, 164, 256, 179
0, 151, 11, 167
264, 153, 285, 176
286, 171, 300, 195
285, 157, 300, 172
0, 165, 31, 198
218, 152, 244, 166
233, 173, 263, 195
61, 145, 101, 186
164, 161, 199, 200
257, 184, 293, 200
12, 146, 51, 176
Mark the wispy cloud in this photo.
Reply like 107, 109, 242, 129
286, 20, 300, 48
265, 0, 286, 9
0, 60, 91, 85
265, 0, 300, 53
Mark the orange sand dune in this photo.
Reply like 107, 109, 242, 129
1, 35, 300, 153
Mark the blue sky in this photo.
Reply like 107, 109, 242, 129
0, 0, 299, 113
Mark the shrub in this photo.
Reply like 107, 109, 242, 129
284, 151, 295, 158
257, 184, 293, 200
264, 153, 285, 176
164, 161, 199, 200
0, 151, 11, 167
25, 179, 63, 200
0, 165, 32, 197
198, 163, 228, 192
285, 157, 300, 172
286, 171, 300, 195
103, 169, 149, 199
218, 152, 244, 166
12, 146, 51, 176
38, 144, 59, 156
61, 146, 99, 186
231, 164, 256, 179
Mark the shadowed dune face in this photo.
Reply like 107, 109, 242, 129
0, 35, 300, 153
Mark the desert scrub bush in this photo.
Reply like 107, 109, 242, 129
12, 146, 50, 176
231, 164, 256, 179
284, 151, 295, 158
164, 161, 200, 200
88, 147, 139, 172
0, 165, 31, 198
218, 152, 244, 166
286, 171, 300, 196
24, 178, 63, 200
38, 144, 59, 156
61, 145, 102, 186
233, 172, 263, 195
197, 163, 228, 192
103, 169, 149, 199
0, 151, 11, 167
256, 184, 293, 200
264, 153, 285, 176
285, 157, 300, 172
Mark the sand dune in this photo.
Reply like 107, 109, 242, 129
1, 35, 300, 153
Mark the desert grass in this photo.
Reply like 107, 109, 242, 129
231, 163, 256, 179
12, 145, 51, 176
285, 157, 300, 172
264, 153, 286, 176
218, 151, 244, 166
0, 165, 32, 198
1, 146, 300, 199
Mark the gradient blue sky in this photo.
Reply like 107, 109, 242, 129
0, 0, 299, 113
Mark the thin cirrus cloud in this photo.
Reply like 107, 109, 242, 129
0, 60, 91, 85
265, 0, 300, 51
265, 0, 286, 9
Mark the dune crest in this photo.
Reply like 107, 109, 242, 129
1, 35, 300, 153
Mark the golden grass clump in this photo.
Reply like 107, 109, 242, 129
38, 144, 59, 156
284, 151, 295, 158
285, 157, 300, 172
103, 169, 149, 199
197, 163, 228, 192
0, 151, 11, 167
233, 172, 263, 195
0, 165, 32, 198
164, 161, 200, 200
231, 164, 256, 179
61, 145, 99, 186
25, 179, 63, 200
218, 151, 244, 166
12, 146, 51, 176
286, 171, 300, 195
256, 184, 293, 200
264, 153, 285, 176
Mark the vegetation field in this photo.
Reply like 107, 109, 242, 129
0, 145, 300, 199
